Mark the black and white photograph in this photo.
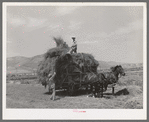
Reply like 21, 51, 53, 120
2, 2, 147, 120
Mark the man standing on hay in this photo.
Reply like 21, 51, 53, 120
68, 37, 77, 54
48, 72, 56, 101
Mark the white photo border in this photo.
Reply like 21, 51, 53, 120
2, 2, 147, 120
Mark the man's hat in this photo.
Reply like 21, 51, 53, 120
72, 36, 75, 39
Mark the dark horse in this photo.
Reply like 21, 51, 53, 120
83, 65, 125, 97
84, 71, 107, 97
102, 65, 125, 93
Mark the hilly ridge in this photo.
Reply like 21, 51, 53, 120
7, 54, 143, 74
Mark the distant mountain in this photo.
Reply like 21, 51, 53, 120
6, 55, 143, 74
98, 60, 143, 70
19, 54, 44, 69
98, 61, 111, 69
7, 55, 44, 74
7, 56, 29, 67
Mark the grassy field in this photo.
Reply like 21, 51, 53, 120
6, 69, 143, 109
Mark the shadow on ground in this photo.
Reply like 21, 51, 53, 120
44, 88, 130, 99
103, 88, 129, 96
44, 89, 90, 97
115, 88, 129, 96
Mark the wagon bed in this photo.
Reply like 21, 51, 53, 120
55, 66, 99, 96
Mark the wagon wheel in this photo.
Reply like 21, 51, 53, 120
68, 82, 75, 96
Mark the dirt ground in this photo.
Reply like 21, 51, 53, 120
6, 70, 143, 109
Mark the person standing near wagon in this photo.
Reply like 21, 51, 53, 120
48, 72, 56, 101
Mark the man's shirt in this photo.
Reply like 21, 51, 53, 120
51, 83, 55, 89
72, 42, 77, 49
49, 73, 56, 89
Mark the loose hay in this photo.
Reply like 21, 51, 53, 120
124, 94, 143, 109
37, 37, 99, 88
126, 85, 143, 96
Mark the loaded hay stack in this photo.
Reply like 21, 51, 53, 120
37, 37, 69, 88
37, 37, 99, 93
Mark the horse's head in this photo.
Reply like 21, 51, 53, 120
110, 65, 125, 76
116, 65, 125, 76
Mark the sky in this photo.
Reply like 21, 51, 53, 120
6, 5, 144, 63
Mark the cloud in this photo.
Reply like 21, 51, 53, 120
7, 37, 13, 43
46, 20, 67, 34
22, 17, 48, 32
110, 19, 143, 36
78, 19, 143, 44
7, 13, 48, 32
84, 19, 143, 43
26, 17, 47, 27
7, 40, 12, 43
55, 6, 80, 16
47, 24, 60, 31
7, 51, 20, 57
7, 41, 12, 43
7, 13, 25, 26
46, 20, 82, 34
79, 40, 98, 44
68, 21, 82, 31
9, 17, 26, 27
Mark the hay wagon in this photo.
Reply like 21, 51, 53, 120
56, 71, 86, 95
37, 37, 107, 96
38, 44, 101, 96
55, 63, 100, 96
